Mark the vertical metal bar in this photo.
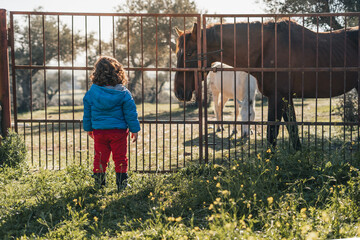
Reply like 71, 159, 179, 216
220, 17, 224, 163
182, 17, 186, 167
23, 122, 25, 148
196, 71, 202, 165
169, 17, 172, 171
29, 14, 34, 166
66, 122, 68, 166
213, 123, 215, 163
315, 17, 319, 150
126, 16, 131, 168
10, 12, 18, 134
301, 16, 305, 146
343, 16, 347, 161
58, 15, 61, 170
85, 15, 89, 165
163, 124, 165, 171
233, 17, 237, 160
149, 124, 151, 171
274, 16, 278, 137
357, 16, 360, 156
177, 123, 179, 169
329, 17, 333, 156
39, 122, 41, 167
52, 122, 54, 169
112, 16, 115, 58
99, 16, 101, 56
141, 16, 145, 170
191, 123, 193, 162
288, 16, 291, 150
155, 16, 158, 170
228, 122, 230, 164
79, 122, 82, 166
128, 131, 131, 170
127, 16, 130, 69
0, 9, 11, 137
72, 15, 75, 162
202, 15, 209, 163
307, 124, 310, 148
196, 15, 203, 164
261, 17, 264, 152
135, 131, 138, 172
42, 14, 48, 169
247, 17, 250, 158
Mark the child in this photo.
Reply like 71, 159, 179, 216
83, 56, 140, 191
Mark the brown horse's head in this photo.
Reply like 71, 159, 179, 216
174, 23, 199, 102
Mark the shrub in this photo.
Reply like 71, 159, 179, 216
0, 130, 27, 168
335, 90, 359, 126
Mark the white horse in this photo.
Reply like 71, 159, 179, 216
208, 62, 258, 137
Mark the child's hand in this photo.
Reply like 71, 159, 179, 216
88, 131, 94, 139
131, 132, 138, 142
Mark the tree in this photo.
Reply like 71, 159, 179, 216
13, 8, 94, 112
114, 0, 200, 103
263, 0, 360, 30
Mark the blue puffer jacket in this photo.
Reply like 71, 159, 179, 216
83, 84, 140, 133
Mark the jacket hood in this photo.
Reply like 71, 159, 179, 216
87, 84, 131, 110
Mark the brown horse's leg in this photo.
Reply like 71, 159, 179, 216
267, 95, 283, 149
282, 98, 301, 150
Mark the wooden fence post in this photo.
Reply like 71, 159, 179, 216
0, 9, 11, 138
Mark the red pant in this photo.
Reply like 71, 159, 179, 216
93, 129, 128, 173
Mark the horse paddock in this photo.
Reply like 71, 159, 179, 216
1, 11, 359, 171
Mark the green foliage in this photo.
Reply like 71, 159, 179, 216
13, 7, 94, 112
0, 131, 27, 169
1, 147, 360, 239
335, 90, 359, 126
264, 0, 360, 29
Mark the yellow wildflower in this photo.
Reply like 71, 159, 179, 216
221, 190, 230, 196
167, 217, 175, 222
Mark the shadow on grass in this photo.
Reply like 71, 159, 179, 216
0, 175, 154, 239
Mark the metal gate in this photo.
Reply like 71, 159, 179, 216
4, 11, 360, 171
7, 11, 203, 171
200, 13, 360, 164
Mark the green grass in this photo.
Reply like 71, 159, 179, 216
1, 144, 360, 239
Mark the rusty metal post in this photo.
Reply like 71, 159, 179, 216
0, 9, 11, 138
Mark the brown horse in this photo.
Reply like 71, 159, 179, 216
174, 20, 359, 150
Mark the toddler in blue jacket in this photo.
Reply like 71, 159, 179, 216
83, 56, 140, 191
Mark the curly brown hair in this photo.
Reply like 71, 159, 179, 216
90, 56, 128, 86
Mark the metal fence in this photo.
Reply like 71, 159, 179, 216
3, 11, 360, 171
200, 13, 360, 164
